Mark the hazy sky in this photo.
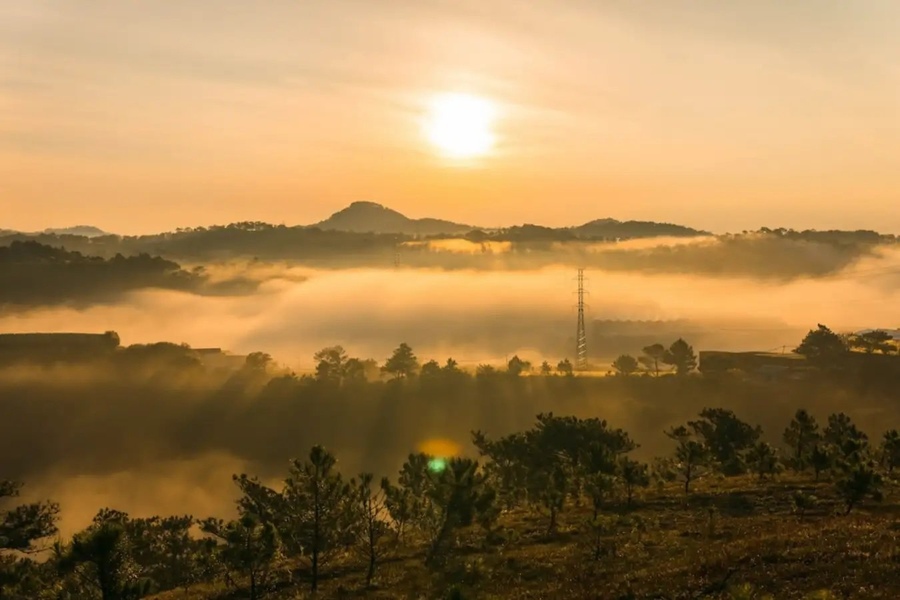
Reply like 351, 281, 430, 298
2, 1, 899, 234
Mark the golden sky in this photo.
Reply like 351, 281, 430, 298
2, 1, 899, 234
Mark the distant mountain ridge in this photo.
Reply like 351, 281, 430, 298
0, 226, 109, 237
314, 201, 473, 236
571, 218, 708, 239
44, 226, 108, 237
314, 201, 709, 238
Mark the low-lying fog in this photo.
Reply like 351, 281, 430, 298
2, 248, 898, 538
2, 251, 898, 369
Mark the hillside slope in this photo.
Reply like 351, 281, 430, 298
314, 201, 472, 235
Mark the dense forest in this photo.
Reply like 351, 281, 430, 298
0, 242, 203, 307
0, 241, 282, 308
1, 327, 899, 598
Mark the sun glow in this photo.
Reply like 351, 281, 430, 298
424, 92, 497, 159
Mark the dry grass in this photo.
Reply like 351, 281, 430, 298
149, 474, 900, 600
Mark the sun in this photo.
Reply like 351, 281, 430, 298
424, 92, 497, 159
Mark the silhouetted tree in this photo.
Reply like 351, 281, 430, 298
442, 358, 462, 374
583, 514, 617, 561
809, 444, 833, 482
471, 431, 529, 511
611, 354, 639, 376
244, 352, 273, 372
150, 515, 214, 592
313, 346, 348, 383
200, 515, 280, 600
382, 453, 435, 541
475, 364, 497, 378
795, 324, 848, 367
475, 414, 634, 534
638, 343, 666, 376
746, 442, 782, 480
824, 412, 868, 464
688, 408, 761, 475
0, 480, 59, 553
617, 457, 650, 506
836, 462, 883, 515
0, 480, 59, 597
282, 446, 352, 592
343, 357, 376, 383
556, 359, 574, 376
783, 409, 821, 471
381, 479, 417, 542
420, 359, 442, 380
584, 473, 616, 520
665, 426, 711, 494
879, 430, 900, 473
791, 491, 818, 520
506, 355, 532, 377
95, 512, 213, 593
382, 343, 419, 379
663, 339, 697, 376
423, 458, 497, 565
59, 511, 154, 600
539, 360, 553, 375
347, 473, 389, 586
849, 330, 893, 354
535, 462, 570, 535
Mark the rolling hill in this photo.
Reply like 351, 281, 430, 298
0, 226, 109, 237
572, 217, 709, 239
314, 201, 473, 236
43, 225, 108, 237
313, 202, 709, 239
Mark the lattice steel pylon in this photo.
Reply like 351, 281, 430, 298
575, 268, 588, 371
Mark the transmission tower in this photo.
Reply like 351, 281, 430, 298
575, 268, 588, 371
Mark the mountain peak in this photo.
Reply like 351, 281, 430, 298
347, 200, 388, 209
314, 202, 471, 236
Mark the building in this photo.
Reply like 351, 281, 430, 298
194, 348, 248, 370
698, 351, 810, 380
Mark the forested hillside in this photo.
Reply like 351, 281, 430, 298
2, 327, 900, 598
1, 226, 895, 279
0, 241, 203, 306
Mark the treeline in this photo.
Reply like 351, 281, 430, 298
2, 328, 899, 486
0, 241, 203, 306
1, 331, 899, 597
609, 325, 899, 384
2, 406, 898, 599
1, 227, 895, 278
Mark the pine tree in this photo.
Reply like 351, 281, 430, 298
282, 446, 352, 592
783, 409, 821, 471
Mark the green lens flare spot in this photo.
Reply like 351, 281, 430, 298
428, 457, 447, 473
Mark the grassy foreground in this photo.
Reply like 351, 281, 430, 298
148, 474, 900, 600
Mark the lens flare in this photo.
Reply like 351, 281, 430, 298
427, 457, 447, 473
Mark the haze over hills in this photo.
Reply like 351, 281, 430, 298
1, 201, 895, 280
572, 218, 709, 239
312, 201, 709, 238
3, 202, 891, 241
0, 226, 109, 237
44, 226, 109, 237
